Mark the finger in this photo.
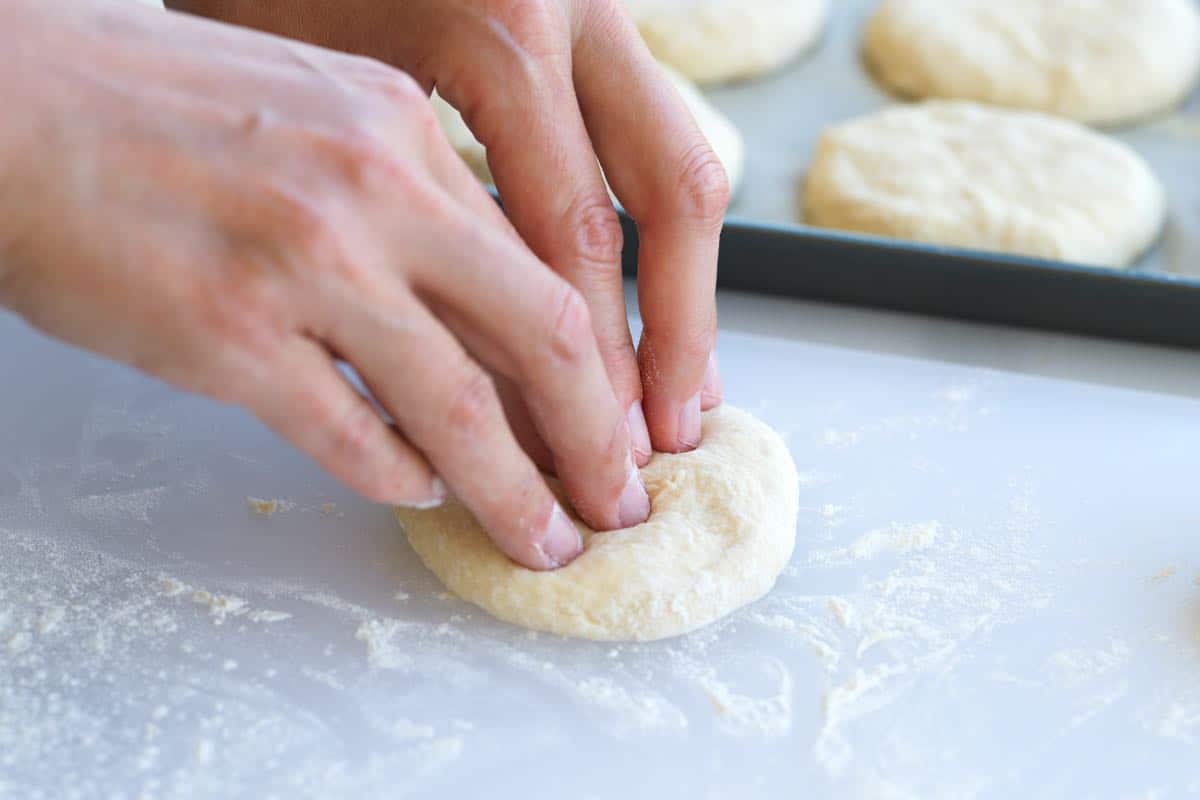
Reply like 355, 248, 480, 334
417, 302, 558, 474
409, 216, 649, 532
417, 95, 520, 239
249, 337, 445, 506
432, 7, 651, 464
325, 289, 582, 571
417, 106, 568, 477
572, 4, 729, 452
494, 373, 557, 473
701, 350, 722, 411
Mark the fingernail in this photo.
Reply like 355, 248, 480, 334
701, 352, 722, 407
677, 392, 702, 450
399, 476, 447, 510
616, 460, 651, 528
627, 401, 652, 463
540, 503, 583, 568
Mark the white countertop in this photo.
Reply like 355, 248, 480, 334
3, 286, 1200, 799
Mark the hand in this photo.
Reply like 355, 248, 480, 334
167, 0, 729, 463
0, 0, 650, 569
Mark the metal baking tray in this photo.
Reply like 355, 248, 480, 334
619, 0, 1200, 349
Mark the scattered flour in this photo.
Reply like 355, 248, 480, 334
822, 428, 863, 448
751, 612, 797, 631
574, 676, 691, 734
355, 618, 415, 671
7, 630, 32, 654
828, 597, 859, 631
1047, 640, 1130, 687
810, 522, 942, 565
70, 486, 168, 525
697, 659, 793, 738
815, 663, 909, 775
0, 524, 473, 799
191, 591, 248, 624
848, 523, 940, 560
301, 667, 346, 691
1151, 703, 1200, 744
1150, 567, 1177, 583
391, 720, 436, 740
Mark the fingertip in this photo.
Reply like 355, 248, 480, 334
616, 458, 651, 529
643, 389, 701, 455
393, 475, 447, 510
676, 391, 701, 452
627, 400, 652, 466
700, 351, 722, 411
533, 502, 584, 570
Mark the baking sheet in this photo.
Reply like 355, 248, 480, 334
702, 0, 1200, 277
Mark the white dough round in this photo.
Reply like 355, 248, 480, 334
864, 0, 1200, 125
396, 406, 799, 642
803, 101, 1166, 267
430, 63, 744, 196
626, 0, 828, 85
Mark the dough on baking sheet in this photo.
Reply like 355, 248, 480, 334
803, 101, 1166, 268
396, 406, 799, 642
431, 62, 745, 196
626, 0, 829, 85
863, 0, 1200, 126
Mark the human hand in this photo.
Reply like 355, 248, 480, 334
167, 0, 729, 463
0, 0, 650, 568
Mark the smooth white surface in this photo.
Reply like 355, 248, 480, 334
3, 287, 1200, 798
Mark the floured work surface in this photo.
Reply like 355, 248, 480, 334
4, 295, 1200, 798
707, 0, 1200, 279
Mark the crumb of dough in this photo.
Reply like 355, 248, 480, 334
1151, 567, 1177, 583
247, 497, 279, 516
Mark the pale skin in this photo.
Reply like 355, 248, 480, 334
0, 0, 726, 569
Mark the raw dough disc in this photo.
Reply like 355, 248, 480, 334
803, 101, 1165, 268
863, 0, 1200, 126
396, 406, 799, 642
431, 62, 745, 196
626, 0, 829, 85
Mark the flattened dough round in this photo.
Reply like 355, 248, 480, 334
626, 0, 829, 85
397, 406, 798, 642
803, 101, 1165, 267
431, 62, 745, 195
864, 0, 1200, 125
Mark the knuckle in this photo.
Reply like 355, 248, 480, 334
191, 271, 288, 365
546, 282, 593, 366
672, 140, 731, 226
268, 187, 340, 259
566, 197, 624, 270
323, 127, 411, 195
444, 366, 499, 440
410, 96, 444, 143
359, 63, 426, 108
